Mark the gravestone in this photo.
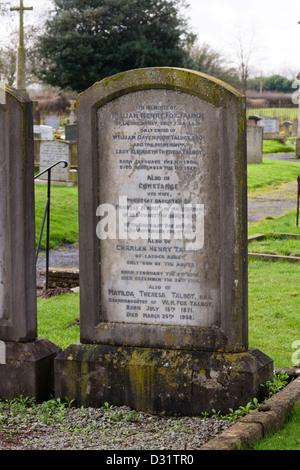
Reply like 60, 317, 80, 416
55, 68, 273, 415
258, 117, 279, 133
45, 115, 60, 130
247, 124, 263, 163
65, 123, 77, 141
0, 84, 61, 401
38, 140, 77, 185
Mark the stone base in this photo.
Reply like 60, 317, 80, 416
55, 344, 273, 415
0, 338, 61, 402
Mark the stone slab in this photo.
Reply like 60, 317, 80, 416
247, 124, 263, 163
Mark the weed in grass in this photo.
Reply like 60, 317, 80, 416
263, 371, 289, 398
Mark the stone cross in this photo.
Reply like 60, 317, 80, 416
67, 100, 77, 124
10, 0, 33, 93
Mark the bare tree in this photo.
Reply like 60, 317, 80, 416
188, 42, 240, 89
229, 22, 263, 94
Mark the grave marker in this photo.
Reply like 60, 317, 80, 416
55, 68, 273, 414
258, 117, 279, 133
33, 124, 53, 140
45, 115, 60, 130
37, 140, 77, 185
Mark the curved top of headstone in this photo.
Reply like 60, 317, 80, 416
77, 67, 244, 109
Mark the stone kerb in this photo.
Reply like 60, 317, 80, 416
0, 84, 61, 402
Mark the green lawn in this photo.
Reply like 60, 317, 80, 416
263, 139, 295, 155
248, 257, 299, 367
37, 293, 80, 349
248, 211, 299, 236
35, 184, 79, 250
248, 233, 300, 257
247, 159, 300, 193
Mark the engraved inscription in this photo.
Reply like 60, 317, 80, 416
97, 89, 221, 327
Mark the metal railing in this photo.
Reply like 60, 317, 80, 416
34, 160, 68, 290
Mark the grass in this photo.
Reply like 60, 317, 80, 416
263, 139, 295, 155
247, 159, 300, 193
37, 293, 80, 349
35, 184, 78, 251
248, 211, 300, 236
248, 257, 299, 367
248, 234, 300, 257
247, 212, 299, 368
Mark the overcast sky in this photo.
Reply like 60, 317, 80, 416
1, 0, 300, 78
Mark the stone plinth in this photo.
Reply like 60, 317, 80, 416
55, 345, 272, 415
0, 339, 61, 402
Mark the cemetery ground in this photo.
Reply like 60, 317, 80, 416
0, 157, 299, 451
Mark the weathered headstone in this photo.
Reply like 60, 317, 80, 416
38, 140, 77, 185
45, 115, 60, 130
258, 117, 279, 133
247, 124, 263, 163
0, 84, 60, 401
55, 68, 273, 415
